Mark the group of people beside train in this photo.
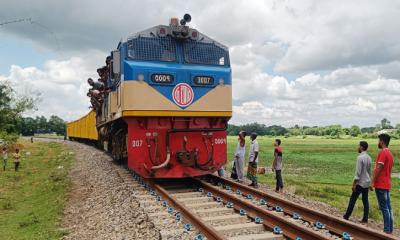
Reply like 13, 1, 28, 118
219, 131, 284, 192
86, 56, 112, 112
220, 132, 395, 234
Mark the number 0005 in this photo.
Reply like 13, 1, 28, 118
132, 140, 143, 147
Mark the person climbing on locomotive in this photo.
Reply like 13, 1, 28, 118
247, 132, 259, 188
97, 66, 109, 84
234, 131, 246, 183
343, 141, 371, 223
87, 78, 104, 91
371, 133, 394, 234
87, 90, 102, 111
105, 56, 111, 79
272, 139, 284, 193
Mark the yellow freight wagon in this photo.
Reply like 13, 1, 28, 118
67, 111, 98, 140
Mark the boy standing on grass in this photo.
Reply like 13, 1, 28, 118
2, 147, 7, 171
13, 148, 21, 172
371, 133, 394, 234
343, 141, 371, 223
272, 139, 283, 193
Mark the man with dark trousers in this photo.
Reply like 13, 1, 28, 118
247, 133, 259, 188
343, 141, 371, 223
371, 133, 394, 234
272, 139, 283, 193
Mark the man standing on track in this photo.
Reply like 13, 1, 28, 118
343, 141, 371, 223
371, 133, 394, 234
234, 131, 246, 183
247, 132, 259, 188
272, 139, 284, 193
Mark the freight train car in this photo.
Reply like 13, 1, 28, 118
68, 14, 232, 178
67, 110, 98, 141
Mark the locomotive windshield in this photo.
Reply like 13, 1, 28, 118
127, 37, 176, 62
183, 40, 229, 66
127, 35, 229, 66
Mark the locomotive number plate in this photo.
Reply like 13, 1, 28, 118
151, 74, 174, 83
194, 76, 214, 85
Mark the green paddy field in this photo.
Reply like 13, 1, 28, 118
226, 136, 400, 227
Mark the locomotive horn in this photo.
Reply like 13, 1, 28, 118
180, 13, 191, 25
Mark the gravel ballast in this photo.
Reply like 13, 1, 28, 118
60, 141, 161, 240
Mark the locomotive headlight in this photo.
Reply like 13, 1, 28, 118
158, 27, 168, 37
170, 17, 179, 27
138, 74, 145, 81
219, 78, 224, 85
189, 29, 199, 40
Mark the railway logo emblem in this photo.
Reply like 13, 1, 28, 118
172, 83, 194, 107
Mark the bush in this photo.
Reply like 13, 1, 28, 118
0, 131, 19, 145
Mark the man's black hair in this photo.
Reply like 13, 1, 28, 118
251, 132, 258, 139
378, 133, 391, 147
275, 139, 281, 146
359, 141, 368, 151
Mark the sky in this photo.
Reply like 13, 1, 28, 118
0, 0, 399, 127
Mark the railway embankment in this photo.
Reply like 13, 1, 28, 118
60, 141, 161, 240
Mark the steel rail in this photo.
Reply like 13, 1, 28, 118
205, 175, 397, 240
149, 181, 228, 240
194, 178, 330, 240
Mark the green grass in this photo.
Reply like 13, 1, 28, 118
33, 134, 65, 140
227, 136, 400, 227
0, 140, 74, 240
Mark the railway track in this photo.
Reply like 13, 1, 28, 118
115, 166, 396, 240
203, 174, 397, 240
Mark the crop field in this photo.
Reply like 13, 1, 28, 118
0, 140, 73, 239
226, 136, 400, 227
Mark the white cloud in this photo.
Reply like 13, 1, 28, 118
0, 52, 105, 121
1, 0, 400, 127
351, 98, 377, 111
231, 66, 400, 127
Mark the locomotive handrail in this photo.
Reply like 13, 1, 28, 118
151, 148, 171, 169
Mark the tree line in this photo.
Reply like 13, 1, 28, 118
17, 116, 66, 136
228, 118, 400, 138
1, 81, 36, 142
0, 81, 66, 142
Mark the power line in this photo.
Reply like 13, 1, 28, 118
0, 17, 60, 51
0, 18, 32, 26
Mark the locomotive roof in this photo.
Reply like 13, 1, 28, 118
118, 25, 228, 50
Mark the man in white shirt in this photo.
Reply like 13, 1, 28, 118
247, 132, 259, 188
233, 131, 246, 182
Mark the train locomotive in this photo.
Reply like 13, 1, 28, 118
67, 14, 232, 178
